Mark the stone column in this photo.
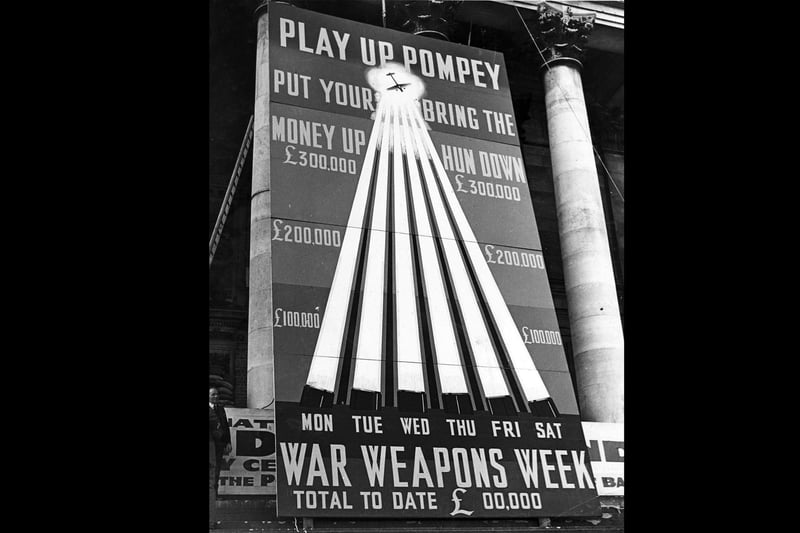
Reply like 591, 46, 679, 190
247, 0, 275, 409
534, 3, 624, 422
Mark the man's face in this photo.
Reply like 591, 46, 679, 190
209, 388, 219, 405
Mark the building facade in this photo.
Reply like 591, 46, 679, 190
210, 0, 623, 529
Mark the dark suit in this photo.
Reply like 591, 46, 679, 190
209, 407, 219, 526
209, 403, 231, 494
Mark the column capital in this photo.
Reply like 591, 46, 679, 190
254, 0, 298, 20
533, 2, 596, 69
253, 0, 269, 19
388, 0, 463, 42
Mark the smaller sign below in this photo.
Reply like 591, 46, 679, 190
581, 422, 624, 496
218, 408, 277, 496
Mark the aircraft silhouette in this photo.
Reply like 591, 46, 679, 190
386, 72, 410, 92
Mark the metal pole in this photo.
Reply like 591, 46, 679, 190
209, 115, 254, 267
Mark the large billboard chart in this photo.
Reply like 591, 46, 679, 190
269, 3, 600, 519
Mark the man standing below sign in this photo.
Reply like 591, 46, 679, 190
209, 387, 232, 489
209, 387, 231, 529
